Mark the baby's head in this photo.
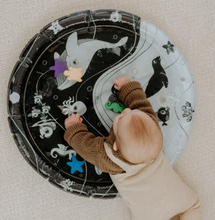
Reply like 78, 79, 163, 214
113, 108, 163, 164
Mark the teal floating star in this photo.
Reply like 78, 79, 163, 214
67, 155, 85, 174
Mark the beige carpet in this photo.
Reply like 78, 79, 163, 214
1, 0, 215, 219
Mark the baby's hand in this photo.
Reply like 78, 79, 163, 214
64, 113, 83, 129
113, 76, 131, 90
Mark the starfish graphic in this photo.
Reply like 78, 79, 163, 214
67, 155, 86, 174
162, 41, 175, 55
48, 20, 63, 34
49, 59, 67, 78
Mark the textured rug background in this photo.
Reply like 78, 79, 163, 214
1, 0, 215, 219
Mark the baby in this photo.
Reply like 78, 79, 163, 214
64, 76, 202, 220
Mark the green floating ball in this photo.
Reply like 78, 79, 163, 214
105, 101, 125, 113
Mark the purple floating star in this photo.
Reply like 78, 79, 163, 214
49, 59, 67, 78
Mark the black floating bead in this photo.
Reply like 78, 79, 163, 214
111, 85, 119, 95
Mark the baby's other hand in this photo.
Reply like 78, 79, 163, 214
113, 76, 131, 90
64, 113, 83, 129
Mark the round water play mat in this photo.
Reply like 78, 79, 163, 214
7, 9, 196, 198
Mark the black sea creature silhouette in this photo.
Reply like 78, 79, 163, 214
156, 107, 170, 126
182, 101, 195, 122
145, 56, 168, 98
163, 41, 175, 54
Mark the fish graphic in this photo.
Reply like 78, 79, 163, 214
156, 107, 170, 126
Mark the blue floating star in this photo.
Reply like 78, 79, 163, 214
67, 155, 86, 174
49, 59, 67, 78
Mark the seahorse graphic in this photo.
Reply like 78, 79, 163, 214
50, 144, 76, 160
105, 101, 125, 113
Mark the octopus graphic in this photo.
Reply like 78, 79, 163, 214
60, 96, 87, 116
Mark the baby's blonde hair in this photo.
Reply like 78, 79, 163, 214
116, 114, 148, 147
115, 113, 162, 164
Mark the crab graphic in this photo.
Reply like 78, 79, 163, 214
63, 66, 84, 82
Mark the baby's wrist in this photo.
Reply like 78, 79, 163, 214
65, 122, 82, 130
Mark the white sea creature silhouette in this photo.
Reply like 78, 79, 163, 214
55, 32, 128, 90
61, 96, 74, 115
59, 179, 74, 192
34, 94, 43, 104
28, 107, 41, 118
62, 101, 87, 116
63, 96, 74, 107
48, 20, 64, 34
60, 96, 87, 116
65, 32, 128, 73
42, 104, 51, 114
32, 119, 57, 139
50, 144, 76, 160
110, 11, 122, 22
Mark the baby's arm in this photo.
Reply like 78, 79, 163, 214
64, 115, 124, 174
117, 79, 159, 127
